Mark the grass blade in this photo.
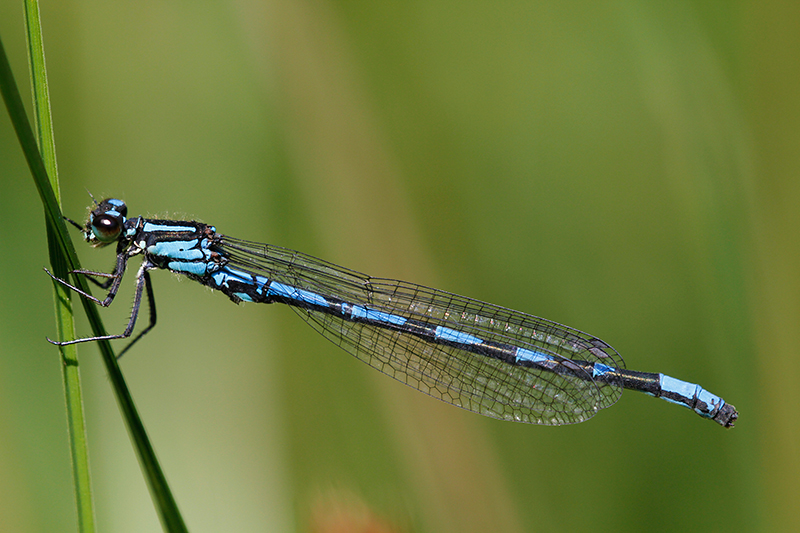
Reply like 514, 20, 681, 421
23, 0, 95, 530
0, 20, 188, 533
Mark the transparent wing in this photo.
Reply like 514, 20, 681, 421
219, 237, 625, 425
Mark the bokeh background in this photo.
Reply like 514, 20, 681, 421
0, 1, 796, 532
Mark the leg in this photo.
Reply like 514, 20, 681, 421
44, 249, 130, 306
73, 269, 117, 290
115, 269, 157, 359
48, 260, 154, 348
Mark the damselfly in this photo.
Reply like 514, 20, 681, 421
47, 198, 738, 427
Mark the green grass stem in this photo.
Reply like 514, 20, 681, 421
23, 0, 95, 530
1, 9, 188, 532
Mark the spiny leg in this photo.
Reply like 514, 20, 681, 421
47, 260, 154, 347
116, 269, 157, 359
73, 269, 117, 290
44, 248, 130, 306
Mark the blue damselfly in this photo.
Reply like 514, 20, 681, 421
47, 198, 738, 427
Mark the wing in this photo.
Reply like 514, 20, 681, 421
218, 236, 625, 425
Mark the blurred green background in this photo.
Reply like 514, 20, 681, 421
0, 1, 795, 531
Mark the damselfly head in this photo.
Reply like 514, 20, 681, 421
84, 198, 128, 247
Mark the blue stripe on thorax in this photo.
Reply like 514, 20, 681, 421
148, 239, 206, 261
168, 260, 215, 276
143, 221, 199, 234
144, 228, 219, 276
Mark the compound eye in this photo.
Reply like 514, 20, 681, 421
91, 213, 122, 243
